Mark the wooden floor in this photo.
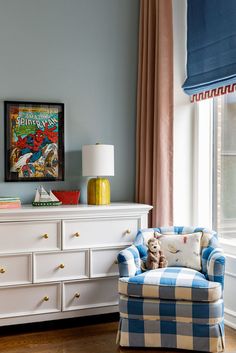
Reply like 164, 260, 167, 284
0, 315, 235, 353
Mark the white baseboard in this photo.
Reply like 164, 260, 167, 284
224, 307, 236, 330
225, 319, 236, 330
223, 252, 236, 330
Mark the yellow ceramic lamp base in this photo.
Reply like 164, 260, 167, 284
87, 177, 110, 205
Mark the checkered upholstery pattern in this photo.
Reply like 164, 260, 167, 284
117, 318, 225, 352
119, 267, 222, 302
203, 247, 225, 288
116, 227, 225, 352
118, 226, 225, 288
117, 245, 141, 277
119, 295, 224, 325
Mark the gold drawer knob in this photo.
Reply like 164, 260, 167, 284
75, 293, 80, 298
114, 260, 118, 265
0, 268, 6, 274
59, 263, 65, 269
43, 234, 49, 239
125, 229, 131, 234
74, 232, 80, 237
43, 296, 49, 302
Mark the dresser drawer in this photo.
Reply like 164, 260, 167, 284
0, 221, 60, 253
0, 283, 61, 318
90, 247, 123, 278
63, 278, 118, 311
34, 250, 89, 283
63, 218, 138, 249
0, 253, 32, 286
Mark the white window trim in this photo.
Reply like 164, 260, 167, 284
193, 99, 213, 229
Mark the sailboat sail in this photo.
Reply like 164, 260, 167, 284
49, 191, 60, 202
34, 189, 40, 203
32, 186, 62, 206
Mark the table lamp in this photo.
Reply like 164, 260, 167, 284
82, 144, 114, 205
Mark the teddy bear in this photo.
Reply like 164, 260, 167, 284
145, 237, 168, 270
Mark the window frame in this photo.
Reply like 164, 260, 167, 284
193, 99, 213, 229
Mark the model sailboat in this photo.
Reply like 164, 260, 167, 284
32, 186, 62, 206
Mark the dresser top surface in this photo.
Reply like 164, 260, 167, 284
0, 203, 152, 221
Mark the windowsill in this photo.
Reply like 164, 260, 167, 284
219, 238, 236, 256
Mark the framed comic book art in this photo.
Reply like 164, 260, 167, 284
4, 101, 64, 182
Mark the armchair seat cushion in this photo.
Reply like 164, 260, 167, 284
118, 267, 222, 302
119, 295, 224, 325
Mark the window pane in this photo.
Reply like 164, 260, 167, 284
221, 156, 236, 219
222, 95, 236, 152
213, 92, 236, 240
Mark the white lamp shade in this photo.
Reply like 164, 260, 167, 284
82, 144, 114, 177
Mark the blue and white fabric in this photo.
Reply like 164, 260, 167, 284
117, 318, 225, 352
119, 295, 224, 325
117, 245, 141, 277
117, 226, 225, 352
118, 226, 225, 288
203, 247, 225, 288
118, 294, 225, 351
119, 267, 222, 302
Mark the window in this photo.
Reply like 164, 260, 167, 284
213, 93, 236, 249
195, 92, 236, 253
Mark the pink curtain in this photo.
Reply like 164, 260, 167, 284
135, 0, 173, 227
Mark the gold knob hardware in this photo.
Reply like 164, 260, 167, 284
74, 232, 80, 237
59, 263, 65, 269
43, 296, 49, 301
75, 293, 80, 298
43, 234, 49, 239
126, 229, 131, 234
0, 268, 6, 274
114, 260, 118, 265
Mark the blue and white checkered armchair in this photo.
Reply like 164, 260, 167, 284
117, 227, 225, 352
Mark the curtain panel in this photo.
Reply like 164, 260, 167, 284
183, 0, 236, 102
135, 0, 173, 227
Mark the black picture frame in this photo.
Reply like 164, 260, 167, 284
4, 101, 64, 182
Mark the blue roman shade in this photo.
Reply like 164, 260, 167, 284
182, 0, 236, 102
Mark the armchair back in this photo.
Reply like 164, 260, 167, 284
118, 226, 225, 288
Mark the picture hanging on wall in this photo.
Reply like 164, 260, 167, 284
4, 101, 64, 182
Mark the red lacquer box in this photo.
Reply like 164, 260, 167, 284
52, 190, 80, 205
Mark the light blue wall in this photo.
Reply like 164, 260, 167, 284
0, 0, 139, 204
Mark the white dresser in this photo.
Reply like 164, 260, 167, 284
0, 203, 152, 326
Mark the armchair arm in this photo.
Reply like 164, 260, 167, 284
207, 248, 225, 288
200, 229, 225, 288
117, 245, 141, 278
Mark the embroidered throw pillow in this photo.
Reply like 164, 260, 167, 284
159, 232, 202, 271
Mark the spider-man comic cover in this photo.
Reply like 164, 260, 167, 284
9, 105, 60, 179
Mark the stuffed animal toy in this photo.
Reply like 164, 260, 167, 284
145, 237, 168, 270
